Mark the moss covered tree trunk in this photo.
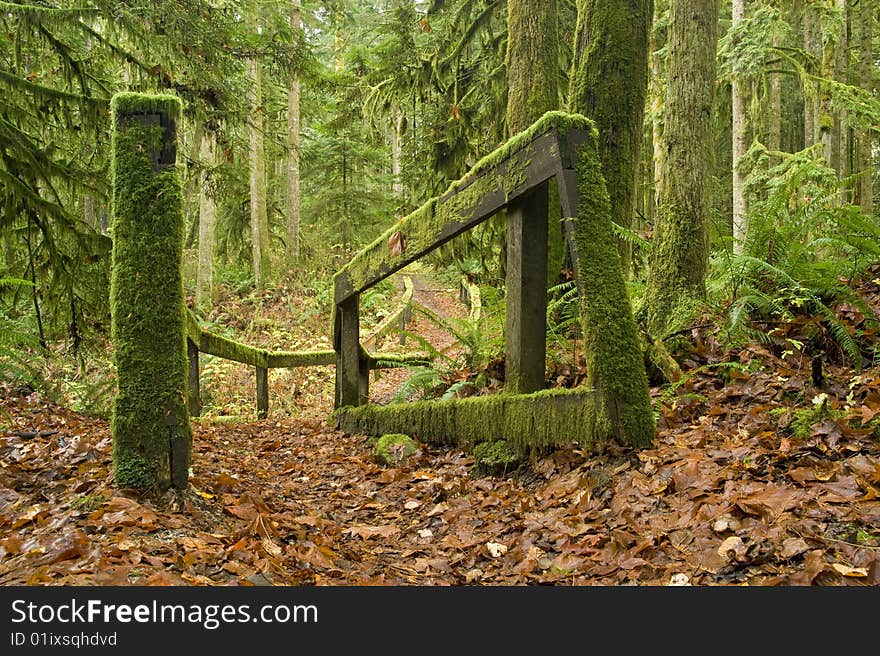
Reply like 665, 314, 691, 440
109, 93, 193, 492
644, 0, 718, 339
196, 130, 217, 311
286, 0, 302, 265
857, 0, 874, 215
504, 0, 560, 393
248, 53, 270, 288
569, 0, 652, 273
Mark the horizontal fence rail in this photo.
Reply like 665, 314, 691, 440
185, 276, 426, 419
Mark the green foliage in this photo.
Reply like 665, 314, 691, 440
708, 146, 880, 369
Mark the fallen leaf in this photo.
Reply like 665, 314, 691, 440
832, 563, 868, 578
486, 542, 508, 558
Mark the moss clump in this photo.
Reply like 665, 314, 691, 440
109, 92, 192, 492
69, 494, 106, 513
472, 440, 520, 477
373, 433, 421, 466
789, 397, 844, 439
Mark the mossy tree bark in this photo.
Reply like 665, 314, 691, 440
248, 52, 270, 288
569, 0, 652, 273
286, 0, 302, 266
196, 129, 217, 311
644, 0, 719, 339
109, 93, 193, 492
504, 0, 560, 393
857, 0, 874, 215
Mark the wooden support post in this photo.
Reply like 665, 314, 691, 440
187, 338, 202, 417
399, 303, 410, 346
256, 366, 269, 419
335, 294, 367, 408
505, 181, 550, 394
109, 92, 192, 492
555, 169, 582, 295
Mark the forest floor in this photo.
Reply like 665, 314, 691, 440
2, 266, 880, 586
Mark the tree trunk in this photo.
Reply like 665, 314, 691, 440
803, 3, 822, 148
767, 34, 782, 165
248, 54, 270, 288
731, 0, 748, 255
650, 2, 665, 215
569, 0, 653, 273
857, 0, 874, 214
392, 110, 404, 199
196, 130, 217, 311
286, 1, 302, 266
644, 0, 718, 338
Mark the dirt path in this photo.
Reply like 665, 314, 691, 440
368, 272, 470, 405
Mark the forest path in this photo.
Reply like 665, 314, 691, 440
367, 271, 471, 405
2, 268, 880, 585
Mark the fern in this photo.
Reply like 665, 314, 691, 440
391, 366, 443, 403
707, 144, 880, 369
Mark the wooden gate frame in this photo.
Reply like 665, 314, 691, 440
333, 111, 655, 452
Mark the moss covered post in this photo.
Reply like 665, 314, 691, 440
109, 92, 193, 491
556, 126, 655, 448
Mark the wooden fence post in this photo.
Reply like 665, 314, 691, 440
187, 338, 202, 417
335, 294, 367, 407
505, 181, 550, 394
256, 366, 269, 419
109, 92, 192, 491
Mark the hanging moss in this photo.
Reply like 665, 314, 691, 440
571, 132, 655, 448
334, 385, 601, 455
109, 92, 192, 492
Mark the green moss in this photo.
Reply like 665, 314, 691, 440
111, 92, 181, 121
571, 133, 655, 448
373, 433, 420, 466
335, 385, 601, 455
110, 92, 191, 492
69, 494, 106, 513
335, 111, 596, 297
568, 0, 651, 269
472, 439, 520, 477
789, 398, 843, 439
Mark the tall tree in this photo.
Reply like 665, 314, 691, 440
857, 0, 874, 215
644, 0, 719, 338
196, 129, 217, 311
504, 0, 559, 393
247, 46, 270, 288
569, 0, 653, 273
731, 0, 749, 255
286, 0, 302, 265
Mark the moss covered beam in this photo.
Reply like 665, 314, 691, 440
109, 92, 192, 492
185, 308, 422, 370
334, 112, 595, 303
363, 276, 414, 349
334, 386, 601, 455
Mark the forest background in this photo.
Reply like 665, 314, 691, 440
1, 0, 880, 587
